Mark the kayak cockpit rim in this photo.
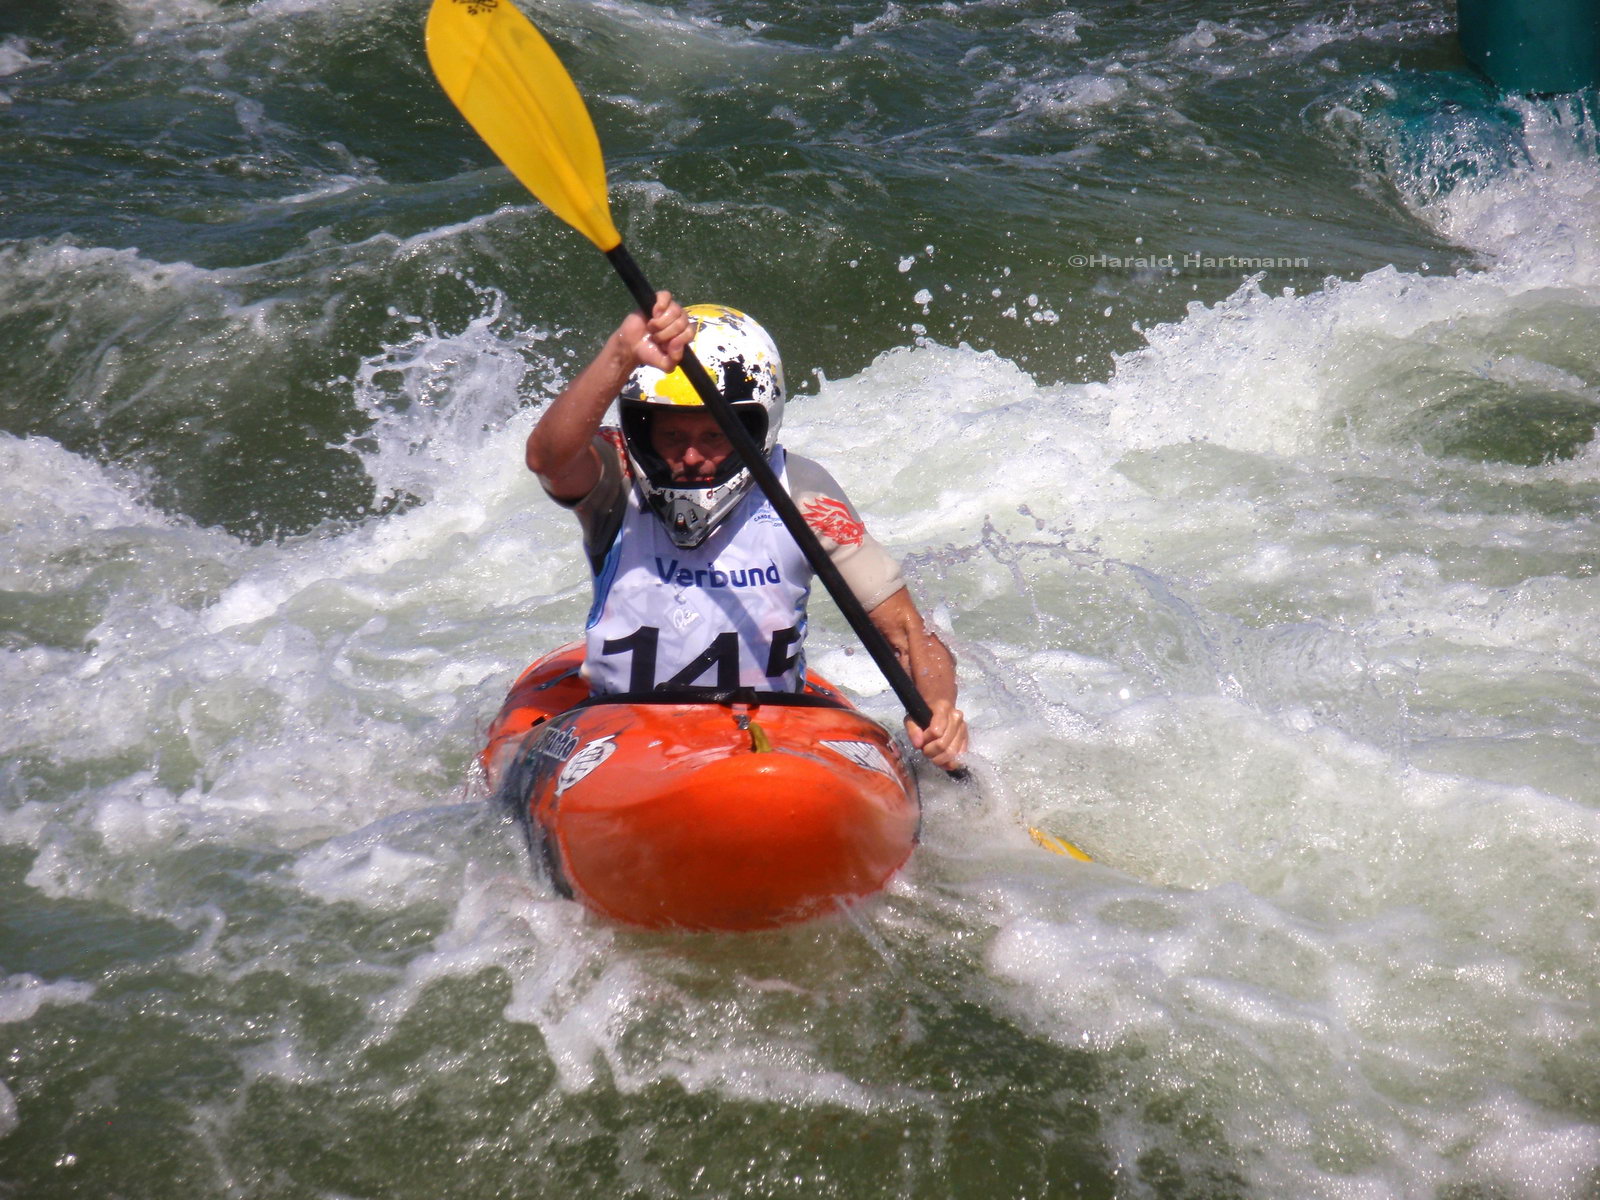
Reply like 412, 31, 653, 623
574, 685, 850, 711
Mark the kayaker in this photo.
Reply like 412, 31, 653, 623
525, 292, 969, 771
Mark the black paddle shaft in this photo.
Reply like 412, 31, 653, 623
603, 244, 936, 729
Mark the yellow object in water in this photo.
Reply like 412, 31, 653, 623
1028, 827, 1093, 862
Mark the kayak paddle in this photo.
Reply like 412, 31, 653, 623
424, 0, 947, 740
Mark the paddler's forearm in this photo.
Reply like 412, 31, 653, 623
867, 587, 968, 767
905, 623, 958, 710
907, 626, 967, 769
526, 293, 690, 500
525, 327, 637, 498
869, 588, 956, 702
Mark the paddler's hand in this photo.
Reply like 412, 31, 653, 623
906, 700, 968, 772
617, 291, 692, 374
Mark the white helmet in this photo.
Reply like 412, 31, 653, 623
619, 304, 785, 549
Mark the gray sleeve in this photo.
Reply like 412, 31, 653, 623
547, 432, 628, 568
786, 452, 906, 612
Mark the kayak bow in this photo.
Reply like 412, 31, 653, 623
483, 645, 922, 930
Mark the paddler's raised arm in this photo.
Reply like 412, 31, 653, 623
526, 292, 691, 501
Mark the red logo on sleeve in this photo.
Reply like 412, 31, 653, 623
801, 496, 865, 547
600, 427, 632, 478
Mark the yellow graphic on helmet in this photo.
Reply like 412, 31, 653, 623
640, 305, 769, 406
650, 367, 702, 405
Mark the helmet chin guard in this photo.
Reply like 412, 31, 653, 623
619, 304, 785, 549
655, 489, 717, 547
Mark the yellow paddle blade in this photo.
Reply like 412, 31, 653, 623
1028, 827, 1094, 862
426, 0, 622, 252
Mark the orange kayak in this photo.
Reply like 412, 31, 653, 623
481, 644, 922, 931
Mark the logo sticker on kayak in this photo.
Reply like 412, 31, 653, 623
557, 735, 617, 795
533, 723, 579, 761
820, 740, 892, 777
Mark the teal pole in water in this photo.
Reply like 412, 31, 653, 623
1458, 0, 1600, 96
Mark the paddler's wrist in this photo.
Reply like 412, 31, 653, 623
600, 323, 643, 378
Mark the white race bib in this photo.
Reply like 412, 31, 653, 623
584, 450, 811, 694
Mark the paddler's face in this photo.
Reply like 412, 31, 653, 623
650, 410, 732, 485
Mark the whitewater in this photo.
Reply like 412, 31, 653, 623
2, 0, 1598, 1196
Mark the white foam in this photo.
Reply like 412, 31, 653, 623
1007, 70, 1134, 122
235, 1033, 329, 1089
0, 432, 186, 561
1463, 1093, 1600, 1200
982, 855, 1600, 1197
1163, 9, 1451, 78
0, 408, 563, 897
0, 36, 43, 77
1431, 99, 1600, 279
1023, 11, 1085, 46
113, 0, 223, 28
108, 0, 370, 35
0, 973, 96, 1024
291, 805, 489, 911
